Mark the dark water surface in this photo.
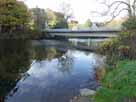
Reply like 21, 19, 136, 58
0, 40, 102, 102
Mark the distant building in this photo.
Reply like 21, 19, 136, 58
70, 20, 78, 24
68, 20, 79, 29
31, 7, 46, 30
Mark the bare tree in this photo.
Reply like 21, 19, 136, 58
93, 0, 136, 23
59, 1, 73, 21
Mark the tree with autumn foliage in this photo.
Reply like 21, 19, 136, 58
0, 0, 31, 33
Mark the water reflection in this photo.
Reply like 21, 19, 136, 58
0, 40, 31, 102
69, 38, 111, 51
0, 40, 103, 102
32, 46, 66, 61
0, 40, 68, 102
58, 51, 74, 74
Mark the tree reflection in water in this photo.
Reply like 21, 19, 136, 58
0, 40, 31, 102
33, 47, 58, 61
32, 46, 67, 61
32, 44, 74, 74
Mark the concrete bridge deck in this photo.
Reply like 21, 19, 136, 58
44, 28, 120, 38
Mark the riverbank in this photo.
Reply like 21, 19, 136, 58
0, 31, 44, 39
94, 60, 136, 102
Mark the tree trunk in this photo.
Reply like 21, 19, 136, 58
0, 24, 1, 33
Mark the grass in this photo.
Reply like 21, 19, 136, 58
94, 60, 136, 102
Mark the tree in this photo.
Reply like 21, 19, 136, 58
122, 17, 136, 29
54, 12, 68, 28
84, 19, 92, 28
46, 9, 68, 29
46, 9, 57, 28
31, 7, 46, 30
0, 0, 30, 33
59, 1, 73, 21
94, 0, 136, 23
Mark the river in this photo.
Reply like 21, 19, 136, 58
0, 39, 104, 102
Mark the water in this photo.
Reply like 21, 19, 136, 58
69, 38, 110, 51
0, 40, 103, 102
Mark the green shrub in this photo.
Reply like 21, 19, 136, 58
122, 17, 136, 30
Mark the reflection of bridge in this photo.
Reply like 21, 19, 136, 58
44, 28, 121, 38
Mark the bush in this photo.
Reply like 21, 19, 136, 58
98, 30, 136, 60
119, 30, 136, 59
122, 17, 136, 30
97, 38, 120, 67
98, 38, 119, 55
118, 45, 130, 59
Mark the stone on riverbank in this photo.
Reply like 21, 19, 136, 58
80, 88, 96, 96
70, 96, 93, 102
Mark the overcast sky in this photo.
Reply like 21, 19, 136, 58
22, 0, 128, 23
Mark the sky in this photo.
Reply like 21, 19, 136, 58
22, 0, 128, 23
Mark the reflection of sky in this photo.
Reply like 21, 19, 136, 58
28, 59, 61, 78
6, 50, 101, 102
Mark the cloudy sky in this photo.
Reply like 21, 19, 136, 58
22, 0, 127, 23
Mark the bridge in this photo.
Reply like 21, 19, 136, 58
44, 28, 121, 39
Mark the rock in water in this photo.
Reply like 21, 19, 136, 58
80, 88, 96, 96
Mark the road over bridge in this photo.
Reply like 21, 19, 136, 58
44, 28, 121, 38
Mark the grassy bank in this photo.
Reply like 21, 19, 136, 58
93, 18, 136, 102
94, 60, 136, 102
